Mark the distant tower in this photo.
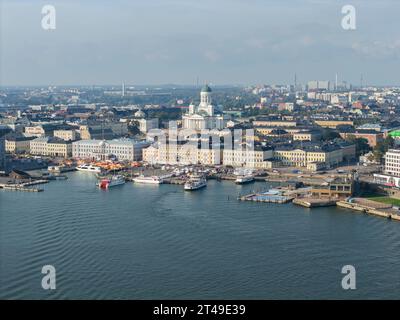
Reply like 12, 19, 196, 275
122, 81, 125, 97
335, 73, 338, 91
294, 73, 297, 91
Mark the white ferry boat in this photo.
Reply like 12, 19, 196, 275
184, 175, 207, 191
76, 164, 102, 173
97, 175, 125, 189
235, 175, 255, 185
132, 175, 163, 184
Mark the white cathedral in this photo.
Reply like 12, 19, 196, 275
182, 84, 226, 130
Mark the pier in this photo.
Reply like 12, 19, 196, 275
293, 198, 337, 208
0, 179, 48, 192
1, 185, 44, 192
238, 192, 294, 204
337, 198, 400, 221
20, 180, 49, 186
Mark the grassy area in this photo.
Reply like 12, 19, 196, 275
367, 196, 400, 207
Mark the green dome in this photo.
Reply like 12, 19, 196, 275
201, 84, 212, 93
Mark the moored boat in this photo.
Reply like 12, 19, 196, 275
132, 175, 163, 184
235, 175, 255, 184
97, 175, 125, 189
184, 175, 207, 191
76, 164, 102, 173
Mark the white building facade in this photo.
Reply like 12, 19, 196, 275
384, 149, 400, 177
72, 139, 149, 161
223, 148, 274, 168
143, 143, 222, 166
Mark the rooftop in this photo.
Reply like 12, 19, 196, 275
73, 139, 148, 146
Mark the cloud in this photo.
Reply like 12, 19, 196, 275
351, 40, 400, 59
203, 50, 221, 63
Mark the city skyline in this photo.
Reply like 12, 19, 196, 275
1, 0, 400, 86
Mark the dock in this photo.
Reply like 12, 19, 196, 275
238, 193, 294, 204
0, 179, 48, 192
20, 180, 49, 186
293, 198, 337, 208
1, 185, 44, 192
337, 198, 400, 221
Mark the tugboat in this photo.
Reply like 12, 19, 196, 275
184, 175, 207, 191
97, 175, 125, 189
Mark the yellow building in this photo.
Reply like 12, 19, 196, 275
274, 145, 343, 168
314, 120, 353, 129
311, 178, 354, 198
46, 140, 72, 158
30, 137, 72, 158
5, 137, 34, 154
54, 129, 77, 141
253, 120, 297, 127
293, 131, 321, 142
79, 122, 128, 140
255, 126, 303, 136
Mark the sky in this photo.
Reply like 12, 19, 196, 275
1, 0, 400, 86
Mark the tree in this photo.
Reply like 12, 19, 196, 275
321, 129, 341, 141
373, 136, 395, 162
346, 136, 371, 157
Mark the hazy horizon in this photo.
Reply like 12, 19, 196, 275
1, 0, 400, 86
